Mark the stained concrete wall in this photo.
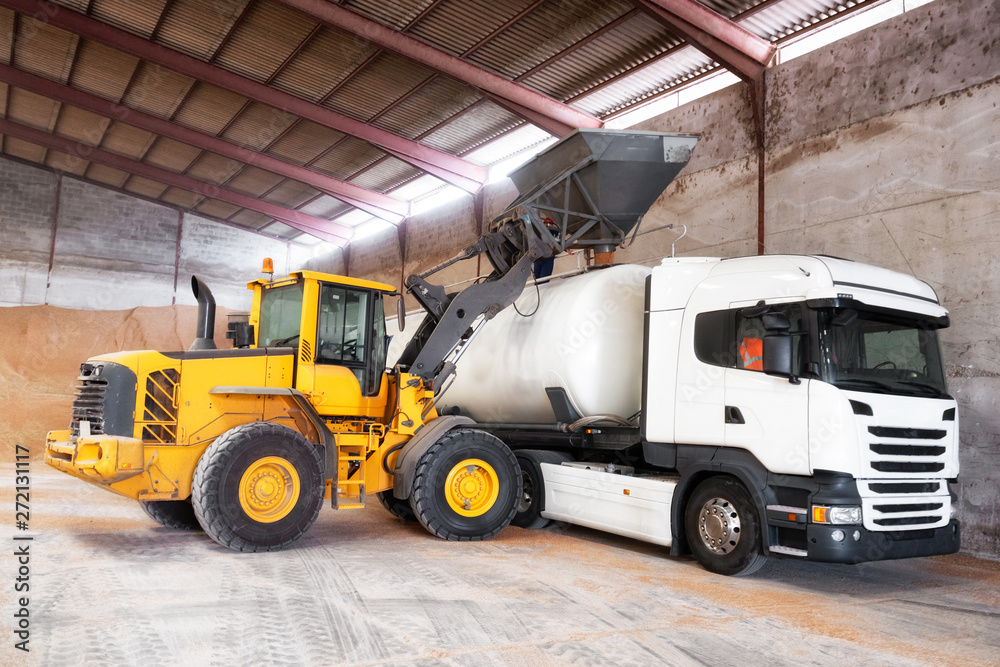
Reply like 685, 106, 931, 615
0, 160, 311, 311
305, 0, 1000, 559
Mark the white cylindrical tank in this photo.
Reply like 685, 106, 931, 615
437, 264, 652, 424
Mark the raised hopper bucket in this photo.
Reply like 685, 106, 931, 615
497, 129, 699, 252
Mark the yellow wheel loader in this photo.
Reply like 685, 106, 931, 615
44, 130, 697, 551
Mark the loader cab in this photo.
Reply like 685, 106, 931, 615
249, 270, 396, 419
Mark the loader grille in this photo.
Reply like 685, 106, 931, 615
70, 362, 136, 438
70, 366, 106, 436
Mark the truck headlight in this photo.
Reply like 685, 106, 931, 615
812, 505, 862, 525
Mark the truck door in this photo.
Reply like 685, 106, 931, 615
298, 283, 388, 418
724, 303, 811, 476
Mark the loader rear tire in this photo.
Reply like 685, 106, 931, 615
192, 422, 323, 552
409, 429, 519, 541
512, 450, 573, 529
139, 499, 201, 530
377, 490, 415, 522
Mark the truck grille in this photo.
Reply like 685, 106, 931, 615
70, 364, 106, 436
867, 425, 949, 476
857, 479, 951, 532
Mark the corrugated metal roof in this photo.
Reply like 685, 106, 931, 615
322, 52, 432, 122
213, 0, 317, 84
226, 165, 286, 197
68, 40, 139, 102
264, 119, 345, 166
120, 63, 195, 117
84, 162, 130, 188
7, 87, 61, 129
0, 0, 898, 245
142, 136, 203, 172
123, 174, 169, 199
13, 16, 79, 83
155, 0, 252, 61
195, 198, 243, 220
44, 149, 89, 176
54, 104, 110, 144
171, 82, 249, 136
100, 121, 157, 158
90, 0, 170, 39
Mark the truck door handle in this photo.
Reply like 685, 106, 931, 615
725, 406, 745, 424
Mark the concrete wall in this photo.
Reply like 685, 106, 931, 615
0, 160, 311, 311
306, 0, 1000, 559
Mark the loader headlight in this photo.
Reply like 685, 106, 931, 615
812, 505, 862, 525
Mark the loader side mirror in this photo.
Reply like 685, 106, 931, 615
396, 298, 406, 332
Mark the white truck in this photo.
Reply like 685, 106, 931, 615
399, 253, 961, 576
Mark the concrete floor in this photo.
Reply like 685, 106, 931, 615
2, 464, 998, 666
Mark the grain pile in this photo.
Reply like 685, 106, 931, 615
0, 304, 229, 458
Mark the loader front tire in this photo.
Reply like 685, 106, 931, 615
192, 422, 323, 552
377, 490, 415, 522
409, 429, 519, 541
139, 499, 201, 530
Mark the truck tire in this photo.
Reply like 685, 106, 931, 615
512, 450, 573, 529
409, 429, 519, 541
192, 422, 323, 552
139, 499, 201, 530
376, 490, 415, 522
684, 476, 768, 576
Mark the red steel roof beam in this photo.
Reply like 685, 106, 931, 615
273, 0, 602, 134
0, 0, 486, 192
0, 63, 409, 224
0, 116, 354, 245
635, 0, 775, 82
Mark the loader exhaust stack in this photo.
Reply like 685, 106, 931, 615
189, 275, 217, 351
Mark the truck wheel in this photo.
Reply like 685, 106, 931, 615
139, 500, 201, 530
192, 422, 323, 552
684, 477, 767, 576
513, 450, 572, 529
409, 429, 519, 541
376, 490, 415, 521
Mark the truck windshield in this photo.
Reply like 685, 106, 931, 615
258, 283, 303, 347
817, 307, 948, 398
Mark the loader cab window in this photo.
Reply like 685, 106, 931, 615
316, 284, 385, 396
258, 283, 303, 347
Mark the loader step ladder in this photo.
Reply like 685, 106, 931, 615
334, 440, 366, 510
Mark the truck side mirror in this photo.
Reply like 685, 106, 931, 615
396, 298, 406, 332
763, 333, 798, 383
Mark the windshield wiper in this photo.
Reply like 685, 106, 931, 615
833, 378, 895, 394
897, 380, 947, 397
272, 334, 299, 347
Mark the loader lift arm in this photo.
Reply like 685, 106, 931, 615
396, 129, 700, 387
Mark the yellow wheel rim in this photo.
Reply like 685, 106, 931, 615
444, 458, 500, 517
239, 456, 300, 523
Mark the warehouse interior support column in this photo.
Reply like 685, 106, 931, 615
750, 73, 766, 255
171, 210, 183, 305
397, 221, 408, 293
473, 190, 485, 278
43, 174, 61, 305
